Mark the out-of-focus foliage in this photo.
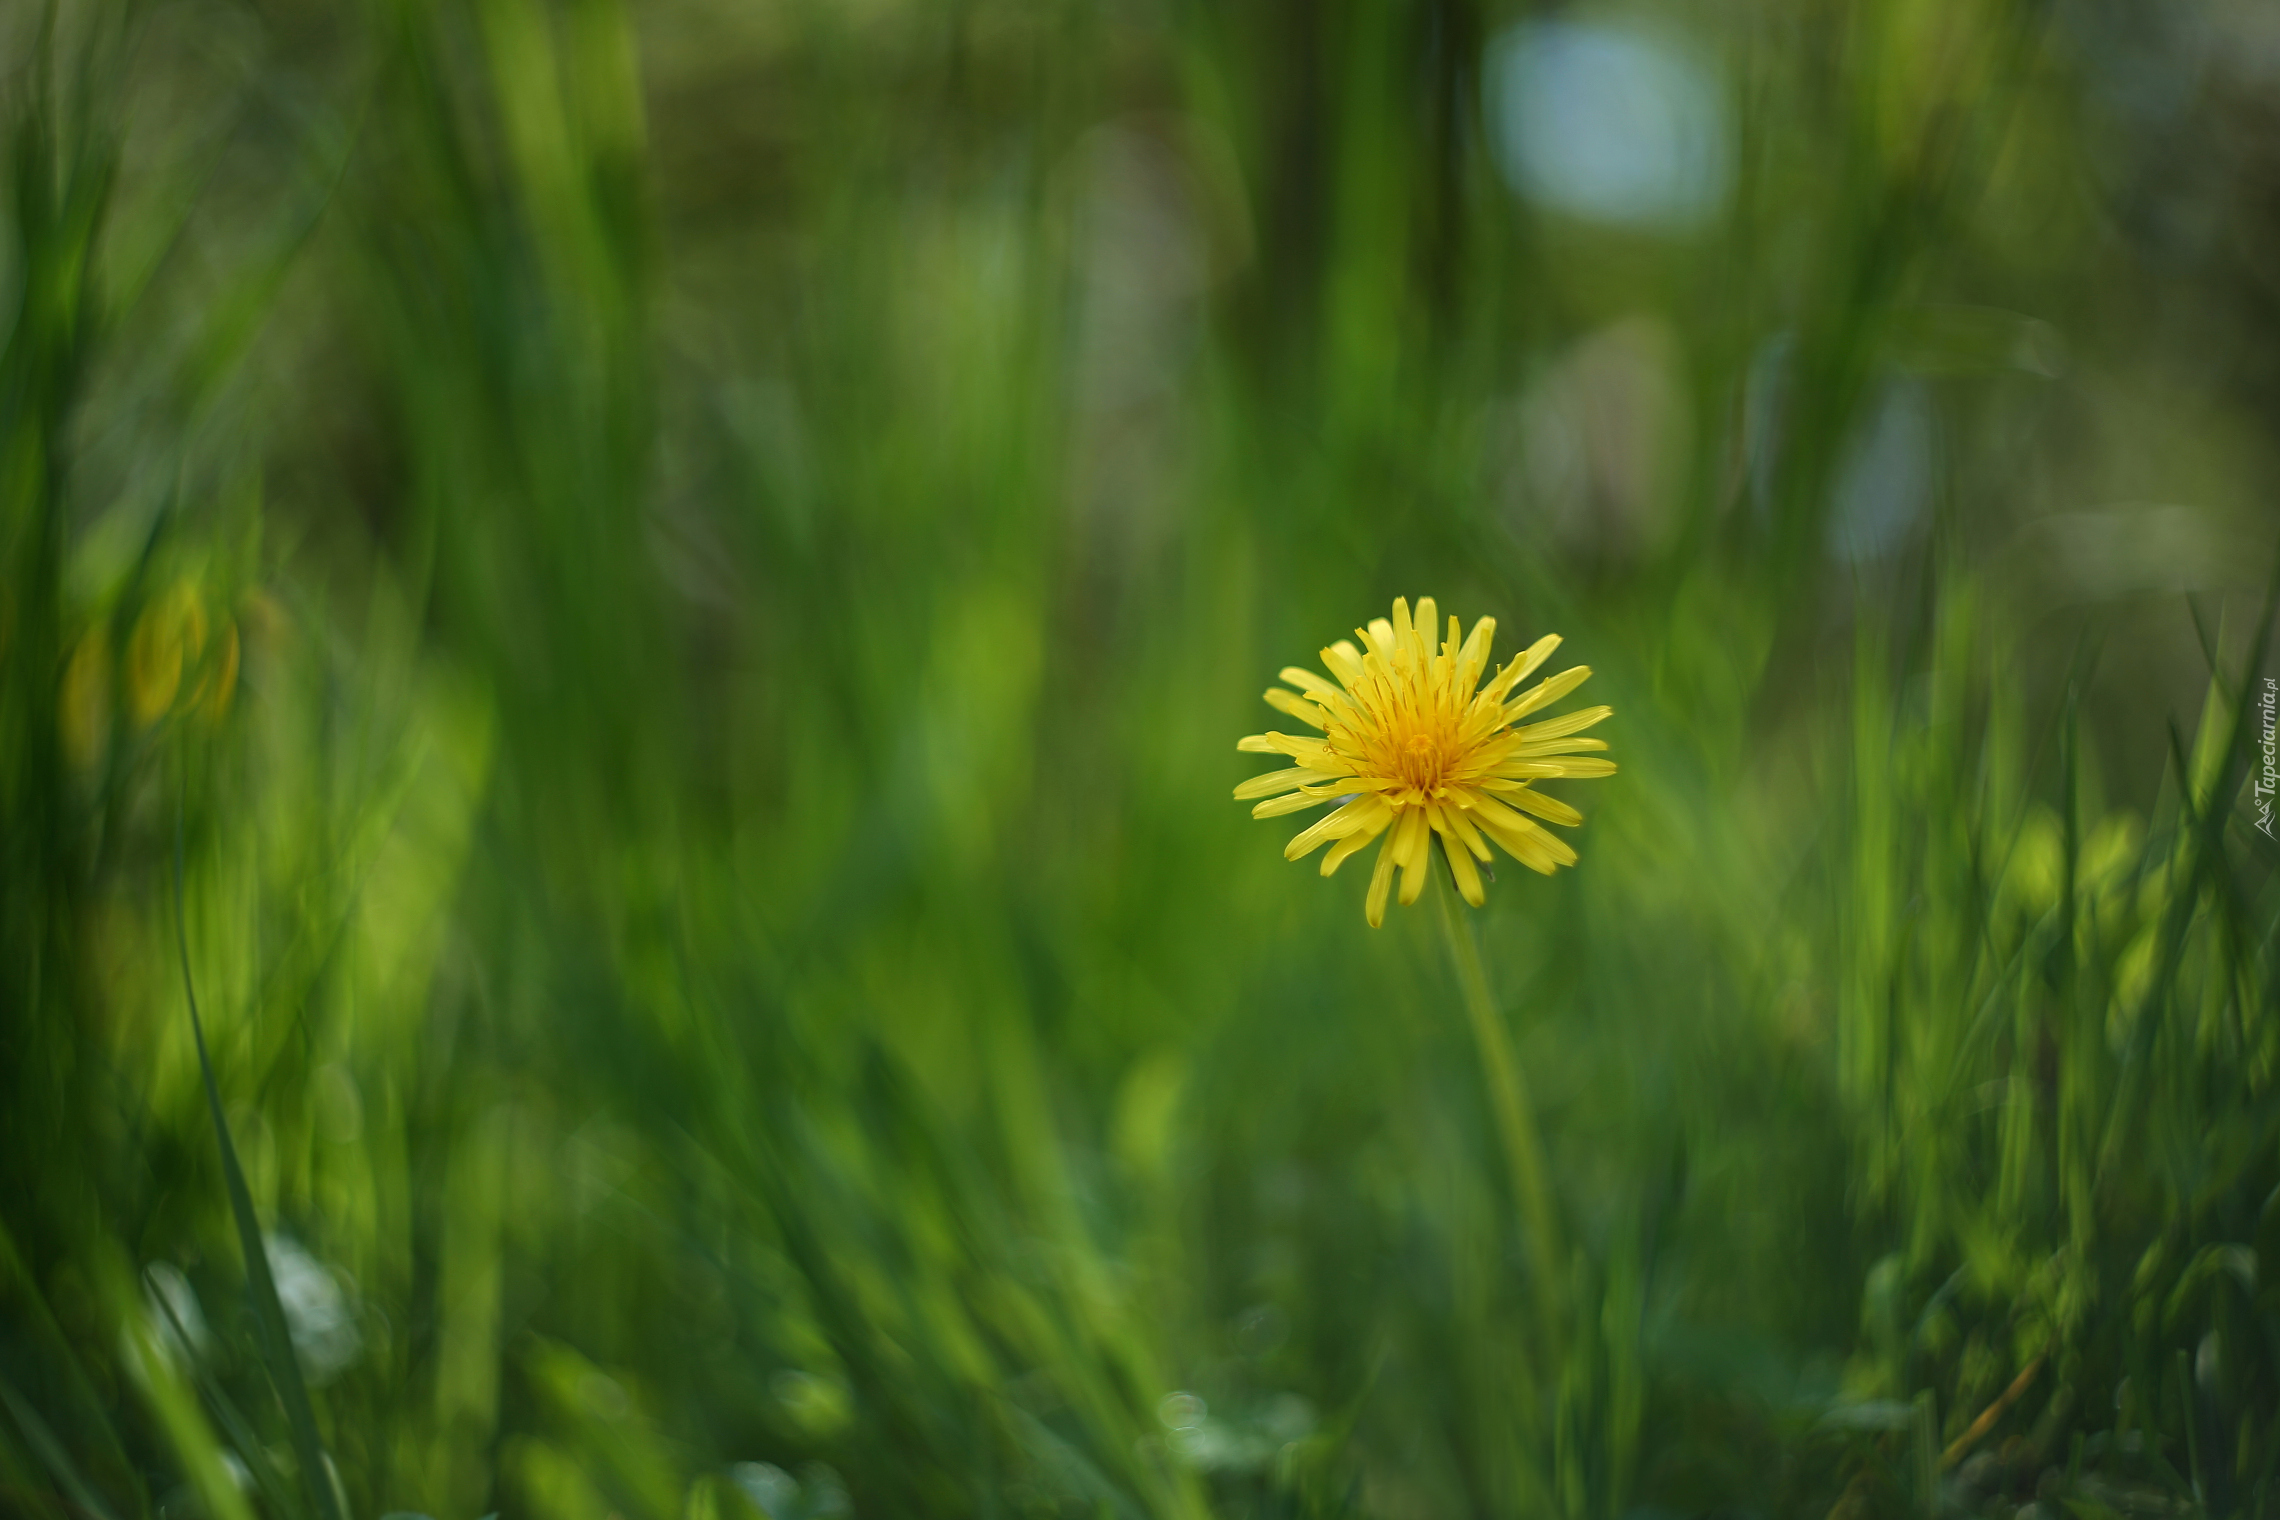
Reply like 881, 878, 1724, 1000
5, 0, 2280, 1515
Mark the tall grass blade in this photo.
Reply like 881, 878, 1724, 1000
0, 1368, 118, 1520
171, 804, 344, 1520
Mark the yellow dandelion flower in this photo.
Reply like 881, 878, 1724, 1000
128, 585, 207, 725
197, 619, 240, 720
126, 582, 239, 726
1235, 596, 1615, 927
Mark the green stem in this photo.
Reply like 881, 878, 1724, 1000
1436, 874, 1565, 1338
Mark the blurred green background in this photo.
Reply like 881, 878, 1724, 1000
7, 0, 2280, 1515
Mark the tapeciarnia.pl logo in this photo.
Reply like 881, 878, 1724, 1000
2258, 676, 2278, 840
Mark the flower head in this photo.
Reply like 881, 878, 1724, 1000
60, 583, 242, 768
128, 582, 238, 726
1236, 597, 1614, 926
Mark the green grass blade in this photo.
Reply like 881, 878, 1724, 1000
171, 805, 345, 1520
0, 1367, 118, 1520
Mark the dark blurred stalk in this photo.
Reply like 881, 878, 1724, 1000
0, 7, 111, 1266
0, 16, 167, 1514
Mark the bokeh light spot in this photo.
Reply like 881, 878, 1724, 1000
1486, 20, 1731, 230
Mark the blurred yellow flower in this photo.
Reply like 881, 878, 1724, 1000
1236, 597, 1614, 927
128, 585, 205, 724
127, 583, 239, 727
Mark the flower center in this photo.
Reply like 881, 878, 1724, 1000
1392, 723, 1459, 794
